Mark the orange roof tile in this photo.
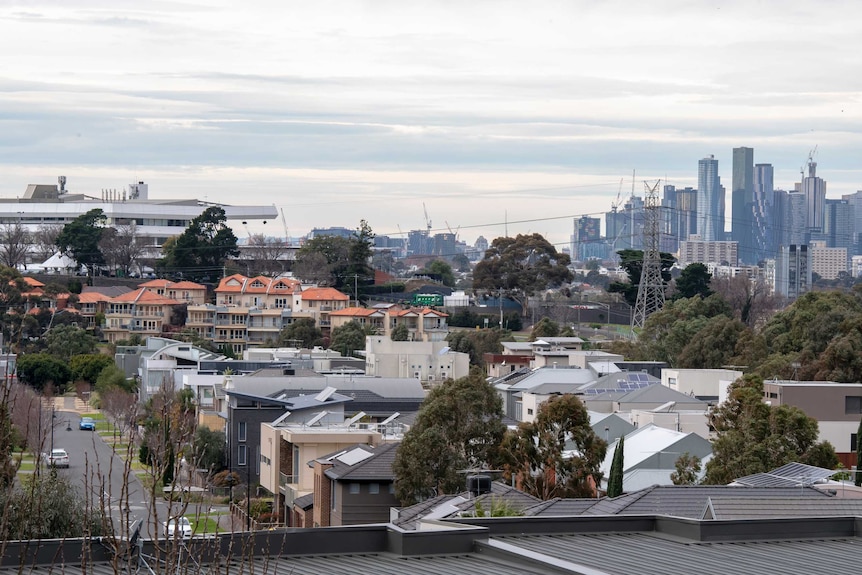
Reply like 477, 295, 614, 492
77, 292, 113, 304
169, 281, 207, 290
110, 288, 181, 305
330, 307, 383, 317
22, 277, 45, 288
138, 279, 172, 288
300, 287, 349, 301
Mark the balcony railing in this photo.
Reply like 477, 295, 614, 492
279, 473, 298, 488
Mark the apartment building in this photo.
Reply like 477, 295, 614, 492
102, 288, 180, 344
139, 279, 208, 304
330, 304, 450, 342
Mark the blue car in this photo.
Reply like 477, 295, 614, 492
79, 417, 96, 431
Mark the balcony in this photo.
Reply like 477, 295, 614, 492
279, 472, 298, 489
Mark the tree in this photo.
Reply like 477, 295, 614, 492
330, 320, 370, 357
95, 364, 137, 394
710, 274, 776, 328
703, 375, 838, 485
606, 435, 624, 497
498, 394, 606, 500
160, 206, 239, 282
98, 222, 143, 277
246, 233, 288, 275
293, 221, 375, 296
446, 328, 508, 367
44, 325, 97, 361
0, 265, 28, 350
530, 317, 560, 340
675, 315, 748, 369
473, 233, 573, 316
633, 294, 734, 365
100, 386, 139, 440
0, 221, 30, 270
69, 354, 115, 386
452, 253, 471, 273
16, 353, 72, 392
56, 208, 107, 273
608, 249, 675, 306
422, 259, 456, 287
393, 369, 505, 505
674, 263, 713, 300
32, 224, 63, 262
391, 323, 409, 341
193, 425, 226, 475
278, 318, 325, 349
671, 452, 702, 485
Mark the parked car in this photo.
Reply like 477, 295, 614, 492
43, 448, 70, 468
163, 516, 193, 539
79, 417, 96, 431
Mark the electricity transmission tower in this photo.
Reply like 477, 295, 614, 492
631, 180, 665, 332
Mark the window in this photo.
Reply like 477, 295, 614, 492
331, 479, 337, 508
349, 483, 360, 494
846, 396, 862, 414
527, 408, 534, 415
292, 445, 300, 478
368, 483, 380, 494
389, 483, 395, 494
238, 421, 247, 442
237, 445, 247, 466
852, 433, 858, 452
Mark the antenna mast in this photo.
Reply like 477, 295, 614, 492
631, 179, 665, 332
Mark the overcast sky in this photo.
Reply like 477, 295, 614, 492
1, 0, 861, 248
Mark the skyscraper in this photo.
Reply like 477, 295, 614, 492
697, 155, 723, 242
572, 216, 602, 261
752, 163, 774, 263
731, 147, 755, 263
800, 159, 826, 232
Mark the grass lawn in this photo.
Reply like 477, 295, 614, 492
17, 461, 36, 471
191, 517, 220, 534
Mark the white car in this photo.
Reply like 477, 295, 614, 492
43, 448, 70, 468
163, 516, 193, 539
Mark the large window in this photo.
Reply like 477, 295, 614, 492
349, 483, 360, 495
845, 396, 862, 414
238, 421, 247, 442
238, 445, 247, 466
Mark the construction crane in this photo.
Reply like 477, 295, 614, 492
611, 178, 624, 212
280, 208, 290, 245
422, 202, 432, 235
801, 145, 818, 180
445, 221, 460, 242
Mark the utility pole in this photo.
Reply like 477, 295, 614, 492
632, 180, 665, 333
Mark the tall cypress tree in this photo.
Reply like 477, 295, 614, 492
607, 435, 625, 498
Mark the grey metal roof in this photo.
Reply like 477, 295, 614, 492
702, 496, 862, 520
322, 443, 399, 481
527, 485, 832, 519
734, 462, 838, 487
293, 493, 314, 509
493, 530, 862, 575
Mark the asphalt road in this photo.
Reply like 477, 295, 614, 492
49, 410, 176, 540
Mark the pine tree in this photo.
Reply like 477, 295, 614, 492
607, 435, 625, 497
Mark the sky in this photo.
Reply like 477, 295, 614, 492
1, 0, 861, 249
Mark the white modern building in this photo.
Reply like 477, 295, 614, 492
4, 178, 277, 255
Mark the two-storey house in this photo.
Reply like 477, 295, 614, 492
103, 288, 180, 344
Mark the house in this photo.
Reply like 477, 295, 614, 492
762, 379, 862, 468
304, 442, 400, 527
139, 279, 208, 304
295, 286, 350, 331
662, 368, 743, 402
364, 336, 470, 386
102, 288, 181, 344
600, 423, 712, 492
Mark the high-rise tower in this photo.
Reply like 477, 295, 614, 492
752, 163, 774, 263
697, 155, 723, 241
731, 147, 754, 263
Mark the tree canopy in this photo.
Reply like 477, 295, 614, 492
293, 221, 375, 298
608, 248, 675, 306
329, 320, 371, 357
393, 369, 505, 505
674, 263, 713, 300
56, 208, 106, 273
703, 375, 838, 485
160, 206, 239, 282
497, 394, 606, 499
473, 233, 573, 316
446, 328, 509, 367
278, 318, 325, 349
16, 353, 72, 392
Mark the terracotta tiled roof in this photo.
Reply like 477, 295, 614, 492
216, 274, 247, 293
77, 292, 113, 304
22, 277, 45, 288
300, 287, 349, 301
169, 280, 207, 290
138, 279, 171, 288
110, 288, 181, 305
389, 306, 448, 318
329, 307, 384, 317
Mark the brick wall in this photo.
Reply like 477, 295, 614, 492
312, 461, 333, 527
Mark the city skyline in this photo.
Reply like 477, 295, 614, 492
1, 2, 861, 247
